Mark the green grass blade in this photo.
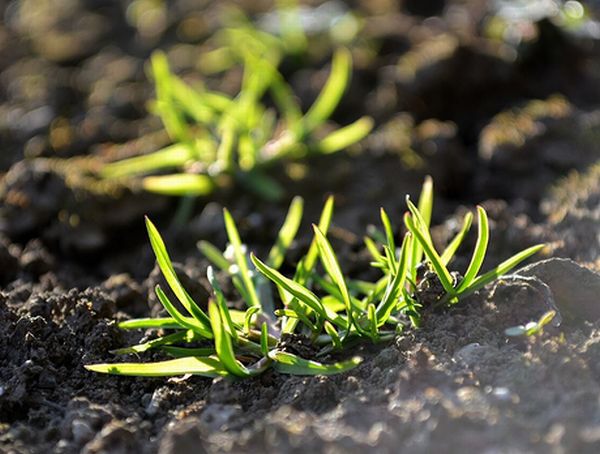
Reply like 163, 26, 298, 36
458, 244, 545, 297
456, 206, 489, 293
303, 196, 335, 275
418, 176, 434, 229
380, 208, 396, 260
267, 196, 304, 269
376, 233, 410, 323
410, 176, 433, 278
312, 225, 365, 335
324, 321, 342, 349
440, 212, 473, 265
364, 236, 384, 266
155, 286, 212, 338
170, 77, 219, 124
151, 51, 190, 143
244, 306, 260, 334
404, 213, 454, 294
267, 64, 302, 125
251, 254, 330, 323
101, 144, 193, 179
111, 330, 192, 355
216, 116, 237, 172
270, 351, 362, 375
118, 317, 182, 330
316, 116, 374, 154
85, 356, 227, 377
367, 303, 378, 340
312, 225, 350, 308
198, 240, 230, 272
208, 301, 250, 377
238, 132, 258, 171
207, 267, 239, 342
302, 48, 351, 133
260, 322, 269, 357
142, 174, 214, 196
286, 300, 319, 332
145, 218, 212, 332
223, 208, 262, 308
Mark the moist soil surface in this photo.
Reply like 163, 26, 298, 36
2, 1, 600, 453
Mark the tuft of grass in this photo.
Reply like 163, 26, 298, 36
86, 177, 545, 378
99, 40, 372, 201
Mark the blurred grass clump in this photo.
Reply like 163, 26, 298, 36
100, 1, 371, 200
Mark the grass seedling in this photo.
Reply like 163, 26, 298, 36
504, 310, 557, 337
86, 177, 545, 378
99, 43, 372, 200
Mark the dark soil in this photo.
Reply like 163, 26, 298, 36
1, 1, 600, 453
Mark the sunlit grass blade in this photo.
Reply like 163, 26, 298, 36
85, 356, 228, 377
198, 240, 230, 271
216, 116, 237, 172
244, 306, 260, 334
251, 254, 346, 327
302, 48, 351, 133
118, 317, 182, 330
266, 64, 302, 124
440, 212, 473, 265
457, 244, 545, 298
418, 175, 434, 229
321, 296, 346, 313
238, 132, 258, 171
170, 77, 215, 124
145, 218, 212, 331
324, 321, 342, 349
101, 144, 193, 179
376, 233, 410, 323
260, 322, 269, 357
155, 285, 212, 338
367, 303, 378, 340
364, 236, 384, 266
317, 116, 374, 154
380, 208, 396, 260
404, 213, 454, 294
312, 225, 365, 335
303, 196, 334, 275
208, 301, 251, 377
410, 176, 433, 278
285, 301, 319, 332
223, 208, 262, 308
111, 330, 193, 355
267, 196, 304, 269
312, 225, 350, 309
142, 174, 214, 196
151, 51, 190, 143
207, 266, 239, 342
456, 206, 489, 293
270, 351, 362, 375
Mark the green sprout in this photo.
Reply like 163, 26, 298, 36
504, 310, 557, 337
99, 45, 372, 201
86, 177, 545, 378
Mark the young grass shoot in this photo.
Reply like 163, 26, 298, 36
86, 177, 545, 378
